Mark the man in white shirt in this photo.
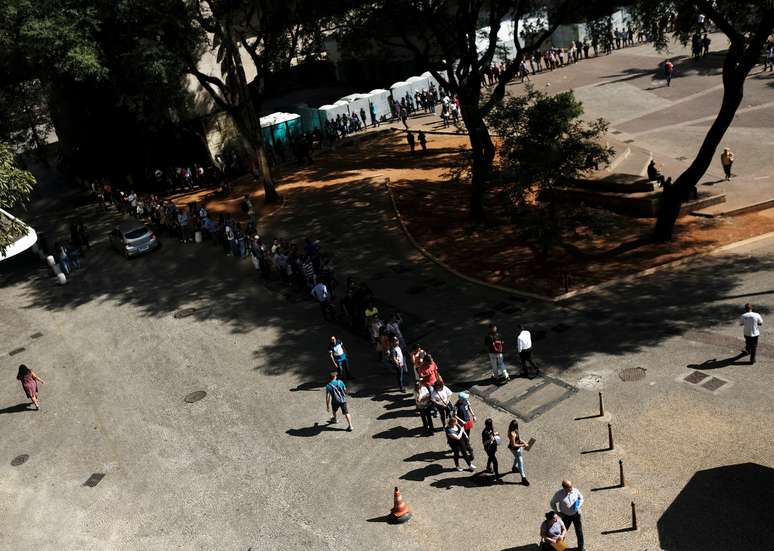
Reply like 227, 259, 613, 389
389, 337, 407, 393
550, 479, 585, 551
516, 325, 541, 379
311, 282, 334, 321
740, 303, 763, 364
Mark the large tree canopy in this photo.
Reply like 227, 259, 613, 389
0, 143, 36, 255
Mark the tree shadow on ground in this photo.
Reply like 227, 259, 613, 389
658, 463, 774, 550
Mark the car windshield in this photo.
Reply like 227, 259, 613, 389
124, 228, 148, 239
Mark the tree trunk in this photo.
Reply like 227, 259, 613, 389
460, 101, 495, 223
652, 46, 747, 241
231, 106, 280, 204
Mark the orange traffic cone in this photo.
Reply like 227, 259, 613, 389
389, 486, 412, 524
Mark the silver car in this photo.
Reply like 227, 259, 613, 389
109, 220, 161, 258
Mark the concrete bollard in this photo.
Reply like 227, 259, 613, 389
56, 272, 67, 285
631, 501, 638, 530
194, 231, 202, 243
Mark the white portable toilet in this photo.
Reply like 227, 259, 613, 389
366, 89, 392, 120
406, 75, 431, 95
339, 93, 371, 120
319, 101, 351, 122
421, 71, 441, 90
390, 80, 412, 103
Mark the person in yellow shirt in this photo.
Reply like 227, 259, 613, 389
720, 147, 734, 180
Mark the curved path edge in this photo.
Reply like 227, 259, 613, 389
383, 178, 774, 303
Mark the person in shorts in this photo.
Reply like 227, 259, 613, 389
325, 372, 353, 431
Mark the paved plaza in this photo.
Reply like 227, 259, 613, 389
2, 38, 774, 550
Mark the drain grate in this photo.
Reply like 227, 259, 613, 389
30, 332, 43, 339
83, 473, 105, 487
8, 347, 25, 356
619, 367, 647, 382
184, 390, 207, 403
702, 377, 727, 392
684, 371, 709, 384
10, 454, 29, 467
174, 308, 198, 319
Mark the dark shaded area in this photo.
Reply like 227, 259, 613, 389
0, 403, 34, 415
688, 353, 747, 370
658, 463, 774, 550
499, 545, 540, 551
372, 426, 426, 440
286, 422, 346, 437
400, 463, 446, 481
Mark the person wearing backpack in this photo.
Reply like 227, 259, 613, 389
325, 372, 353, 431
455, 391, 476, 462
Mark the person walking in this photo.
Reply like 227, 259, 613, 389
16, 364, 44, 411
418, 130, 427, 154
664, 59, 674, 86
721, 147, 734, 180
455, 391, 476, 461
550, 480, 585, 551
430, 379, 453, 428
481, 419, 502, 481
540, 511, 568, 551
517, 325, 541, 378
328, 336, 353, 380
507, 419, 530, 485
445, 417, 475, 472
485, 323, 510, 383
740, 303, 763, 364
311, 281, 335, 321
388, 336, 408, 393
407, 130, 416, 154
325, 371, 353, 431
414, 381, 434, 434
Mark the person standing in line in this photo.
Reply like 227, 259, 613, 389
664, 59, 674, 86
481, 419, 502, 481
417, 353, 439, 387
765, 44, 774, 71
550, 480, 585, 551
445, 417, 475, 472
311, 281, 335, 321
517, 324, 541, 379
388, 336, 408, 393
407, 130, 416, 155
540, 511, 568, 551
485, 323, 510, 383
418, 130, 427, 153
721, 147, 734, 180
410, 343, 426, 380
702, 33, 711, 56
455, 391, 476, 461
385, 312, 406, 351
740, 303, 763, 364
325, 371, 353, 431
17, 364, 44, 411
328, 335, 353, 381
430, 379, 453, 428
507, 419, 530, 485
414, 381, 434, 434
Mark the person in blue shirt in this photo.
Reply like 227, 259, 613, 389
328, 336, 353, 380
325, 372, 353, 431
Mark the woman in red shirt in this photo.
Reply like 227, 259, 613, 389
418, 354, 439, 387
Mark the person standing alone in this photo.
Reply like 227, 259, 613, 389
407, 131, 416, 155
517, 325, 541, 379
740, 303, 763, 364
485, 323, 510, 383
664, 59, 674, 86
721, 147, 734, 180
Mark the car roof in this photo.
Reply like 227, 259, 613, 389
117, 220, 148, 233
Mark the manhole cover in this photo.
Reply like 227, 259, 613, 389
8, 347, 25, 356
619, 367, 647, 382
30, 332, 43, 339
10, 454, 29, 467
184, 390, 207, 403
83, 473, 105, 487
702, 377, 727, 392
174, 308, 197, 319
684, 371, 709, 384
577, 374, 602, 389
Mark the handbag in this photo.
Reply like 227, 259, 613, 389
550, 539, 568, 551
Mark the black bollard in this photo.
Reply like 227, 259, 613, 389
608, 423, 614, 450
598, 392, 604, 416
631, 501, 638, 530
619, 459, 625, 487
